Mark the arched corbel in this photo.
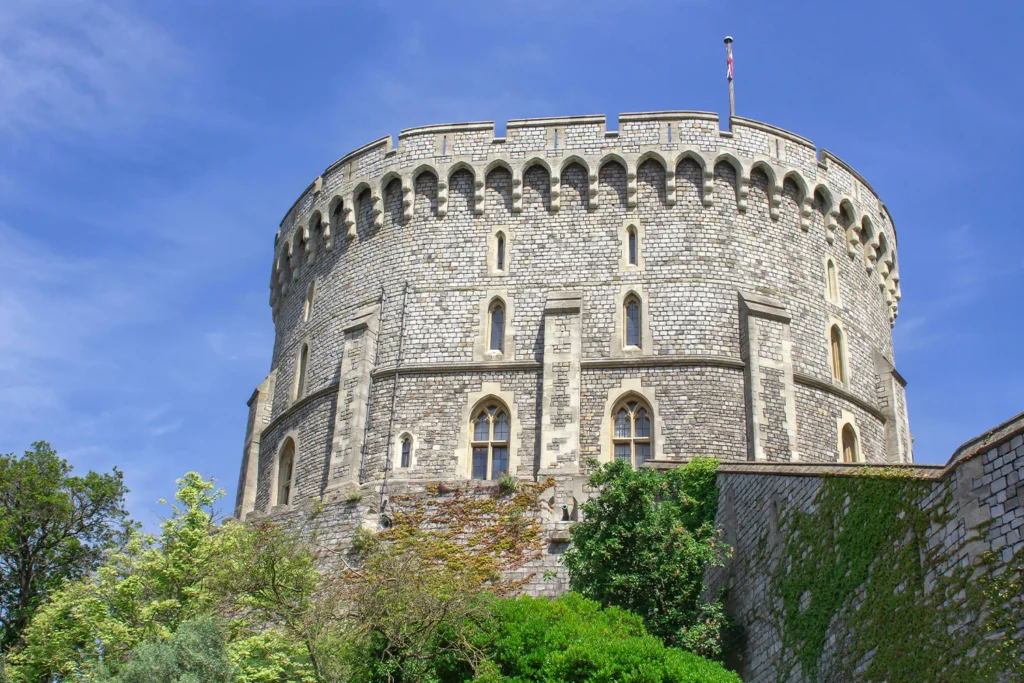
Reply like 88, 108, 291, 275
665, 167, 677, 208
626, 160, 638, 209
511, 168, 523, 214
302, 223, 315, 265
799, 195, 813, 231
342, 205, 356, 239
474, 174, 486, 216
736, 170, 750, 213
587, 170, 599, 210
702, 168, 714, 207
402, 175, 414, 222
436, 175, 449, 218
825, 210, 839, 244
769, 182, 783, 220
370, 187, 383, 230
321, 215, 333, 252
549, 173, 561, 212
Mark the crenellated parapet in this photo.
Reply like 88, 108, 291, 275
268, 112, 901, 323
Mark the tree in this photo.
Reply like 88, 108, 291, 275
108, 616, 232, 683
562, 458, 732, 658
0, 441, 131, 651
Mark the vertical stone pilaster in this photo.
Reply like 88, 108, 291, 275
235, 370, 276, 520
739, 291, 799, 461
324, 303, 380, 498
539, 291, 582, 474
873, 350, 912, 463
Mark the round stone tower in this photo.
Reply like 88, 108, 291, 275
234, 111, 910, 521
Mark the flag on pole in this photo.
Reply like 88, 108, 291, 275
727, 52, 734, 81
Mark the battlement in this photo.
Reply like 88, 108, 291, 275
272, 111, 901, 322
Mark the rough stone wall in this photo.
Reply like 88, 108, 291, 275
237, 110, 910, 530
709, 412, 1024, 682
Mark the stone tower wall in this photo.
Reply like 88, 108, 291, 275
235, 111, 910, 524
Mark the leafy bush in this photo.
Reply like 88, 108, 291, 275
479, 593, 741, 682
562, 458, 732, 657
110, 616, 232, 683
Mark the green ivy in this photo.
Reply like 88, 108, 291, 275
769, 468, 1024, 682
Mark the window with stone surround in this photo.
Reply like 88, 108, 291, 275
470, 403, 510, 480
303, 282, 316, 322
628, 226, 638, 265
496, 232, 506, 272
624, 296, 641, 348
826, 259, 839, 304
612, 398, 652, 468
841, 423, 858, 463
276, 438, 295, 506
489, 300, 505, 353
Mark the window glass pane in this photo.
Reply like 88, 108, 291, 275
473, 415, 489, 442
614, 443, 631, 462
490, 305, 505, 352
626, 301, 640, 347
493, 412, 509, 441
635, 442, 651, 467
635, 409, 650, 438
628, 229, 637, 265
491, 446, 508, 480
472, 447, 488, 480
614, 409, 631, 438
497, 235, 505, 270
401, 440, 411, 468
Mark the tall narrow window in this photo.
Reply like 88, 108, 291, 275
830, 326, 845, 383
400, 436, 411, 468
295, 343, 309, 398
489, 300, 505, 352
470, 403, 510, 480
496, 233, 505, 271
624, 297, 641, 348
303, 282, 316, 322
612, 399, 652, 468
628, 227, 638, 266
841, 424, 858, 463
826, 260, 839, 303
276, 439, 295, 506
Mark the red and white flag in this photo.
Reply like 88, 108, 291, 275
727, 53, 734, 81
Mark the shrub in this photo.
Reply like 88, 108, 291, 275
479, 593, 741, 682
110, 617, 232, 683
562, 458, 733, 657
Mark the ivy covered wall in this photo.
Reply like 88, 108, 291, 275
710, 412, 1024, 682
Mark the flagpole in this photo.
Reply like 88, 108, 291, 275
724, 36, 736, 121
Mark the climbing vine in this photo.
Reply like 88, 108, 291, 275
769, 468, 1024, 682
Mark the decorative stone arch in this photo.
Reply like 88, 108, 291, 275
521, 157, 553, 211
474, 290, 515, 361
618, 219, 645, 273
826, 317, 851, 387
599, 378, 666, 464
379, 173, 404, 228
674, 150, 712, 207
712, 152, 749, 212
392, 430, 418, 471
611, 284, 652, 357
304, 209, 322, 263
326, 194, 350, 242
835, 412, 863, 463
812, 183, 838, 243
876, 232, 893, 288
454, 382, 522, 479
838, 198, 859, 257
483, 160, 514, 216
782, 170, 811, 230
558, 156, 592, 211
411, 164, 439, 218
267, 430, 300, 512
635, 151, 669, 207
441, 161, 476, 217
860, 215, 878, 272
749, 160, 780, 219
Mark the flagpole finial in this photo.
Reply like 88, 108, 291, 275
724, 35, 733, 44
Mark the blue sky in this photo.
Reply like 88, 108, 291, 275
1, 0, 1021, 525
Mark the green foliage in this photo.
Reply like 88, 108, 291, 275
0, 441, 132, 650
479, 593, 742, 683
109, 616, 232, 683
772, 470, 1024, 682
227, 629, 318, 683
562, 458, 730, 656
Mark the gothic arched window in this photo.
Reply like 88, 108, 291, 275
841, 424, 858, 463
628, 226, 638, 265
489, 300, 505, 352
276, 438, 295, 506
496, 232, 506, 271
295, 343, 310, 399
470, 403, 510, 480
826, 259, 839, 303
612, 398, 652, 467
624, 296, 641, 348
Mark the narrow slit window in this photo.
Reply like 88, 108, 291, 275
628, 227, 638, 266
295, 344, 309, 398
276, 439, 295, 506
625, 297, 641, 348
826, 260, 839, 303
400, 437, 411, 468
496, 233, 505, 271
489, 301, 505, 352
830, 326, 845, 383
